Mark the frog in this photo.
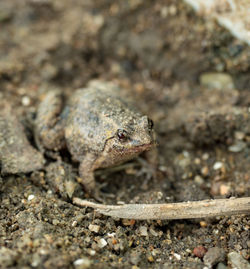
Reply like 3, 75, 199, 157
35, 80, 156, 199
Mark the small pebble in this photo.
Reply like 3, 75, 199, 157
228, 142, 246, 152
194, 158, 201, 165
201, 166, 209, 176
149, 227, 158, 237
139, 226, 148, 237
0, 247, 18, 267
87, 249, 96, 256
28, 194, 35, 201
97, 238, 107, 248
88, 224, 100, 233
52, 219, 59, 226
200, 221, 207, 228
219, 184, 231, 196
130, 250, 141, 265
193, 245, 207, 258
213, 162, 223, 170
122, 219, 135, 226
228, 251, 250, 269
200, 72, 234, 89
22, 96, 31, 106
216, 263, 227, 269
173, 253, 181, 260
202, 153, 209, 160
73, 257, 92, 269
194, 175, 204, 185
204, 247, 225, 267
234, 131, 245, 140
147, 255, 154, 262
107, 232, 116, 237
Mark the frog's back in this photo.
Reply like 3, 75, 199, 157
64, 85, 141, 160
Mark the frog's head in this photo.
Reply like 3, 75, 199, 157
111, 116, 156, 155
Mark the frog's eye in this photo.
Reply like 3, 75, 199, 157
117, 129, 129, 141
148, 118, 154, 129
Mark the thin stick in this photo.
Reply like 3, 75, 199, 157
73, 197, 250, 220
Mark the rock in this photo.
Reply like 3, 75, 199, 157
88, 224, 100, 233
234, 131, 245, 140
216, 263, 227, 269
173, 253, 181, 260
228, 251, 250, 269
0, 247, 18, 267
73, 257, 92, 269
228, 141, 246, 152
28, 194, 35, 201
200, 72, 234, 90
147, 255, 154, 262
193, 246, 207, 258
219, 184, 231, 196
0, 104, 45, 174
213, 162, 223, 170
46, 161, 82, 199
204, 247, 226, 268
194, 175, 204, 185
138, 226, 148, 237
183, 0, 250, 46
130, 250, 142, 265
97, 238, 107, 248
149, 227, 158, 237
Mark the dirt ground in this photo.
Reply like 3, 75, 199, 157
0, 0, 249, 268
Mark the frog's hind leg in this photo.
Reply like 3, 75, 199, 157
35, 90, 66, 152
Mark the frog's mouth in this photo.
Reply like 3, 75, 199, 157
129, 142, 154, 153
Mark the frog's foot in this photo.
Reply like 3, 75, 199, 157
83, 184, 104, 203
136, 157, 157, 180
91, 189, 105, 203
77, 173, 104, 202
78, 156, 105, 202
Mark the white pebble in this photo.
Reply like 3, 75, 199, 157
22, 96, 31, 106
149, 228, 158, 237
234, 131, 245, 140
213, 162, 223, 170
173, 253, 181, 260
139, 226, 148, 237
88, 249, 96, 256
97, 238, 107, 248
202, 153, 209, 160
28, 194, 35, 201
183, 151, 190, 157
228, 142, 246, 153
107, 232, 116, 237
194, 175, 204, 185
73, 257, 91, 268
88, 224, 100, 233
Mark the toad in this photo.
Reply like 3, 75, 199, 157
35, 80, 156, 199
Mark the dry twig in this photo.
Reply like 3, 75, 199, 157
73, 197, 250, 220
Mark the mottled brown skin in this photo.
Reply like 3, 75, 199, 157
36, 81, 155, 198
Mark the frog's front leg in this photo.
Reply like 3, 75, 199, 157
78, 154, 102, 201
36, 90, 65, 151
